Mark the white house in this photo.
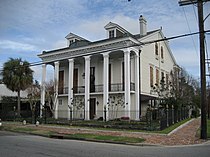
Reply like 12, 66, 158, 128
38, 15, 178, 121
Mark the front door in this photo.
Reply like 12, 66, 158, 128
90, 98, 96, 119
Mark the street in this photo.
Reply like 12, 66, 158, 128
0, 131, 209, 157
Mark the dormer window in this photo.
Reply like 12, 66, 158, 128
104, 22, 129, 39
109, 30, 115, 38
65, 32, 89, 47
69, 40, 74, 45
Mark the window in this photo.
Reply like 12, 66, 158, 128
109, 30, 115, 38
59, 99, 62, 106
150, 66, 154, 87
156, 69, 159, 85
58, 70, 64, 94
166, 74, 169, 86
161, 72, 164, 82
69, 40, 74, 45
155, 43, 158, 56
161, 46, 164, 59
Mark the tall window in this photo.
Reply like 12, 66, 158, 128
58, 70, 64, 94
150, 66, 154, 87
161, 72, 164, 82
156, 69, 159, 85
109, 30, 114, 38
161, 46, 164, 59
155, 43, 158, 56
166, 73, 169, 86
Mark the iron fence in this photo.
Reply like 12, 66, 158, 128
0, 107, 189, 131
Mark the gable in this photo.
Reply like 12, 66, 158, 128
139, 30, 177, 66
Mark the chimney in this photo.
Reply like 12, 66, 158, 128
139, 15, 147, 36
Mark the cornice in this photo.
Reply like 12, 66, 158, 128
39, 37, 140, 63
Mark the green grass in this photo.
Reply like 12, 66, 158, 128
207, 119, 210, 138
67, 133, 145, 143
0, 125, 56, 136
13, 127, 37, 132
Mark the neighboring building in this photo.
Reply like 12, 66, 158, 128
38, 15, 178, 120
0, 84, 28, 101
0, 83, 29, 119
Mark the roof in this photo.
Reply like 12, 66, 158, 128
0, 84, 28, 100
65, 32, 89, 41
104, 22, 130, 34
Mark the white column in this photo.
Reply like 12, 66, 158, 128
124, 50, 131, 118
54, 61, 59, 119
40, 64, 46, 117
135, 54, 140, 120
68, 59, 74, 120
103, 53, 109, 121
84, 56, 91, 120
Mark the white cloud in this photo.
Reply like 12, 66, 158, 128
31, 65, 54, 83
0, 0, 208, 81
173, 47, 200, 76
53, 40, 67, 49
0, 40, 36, 51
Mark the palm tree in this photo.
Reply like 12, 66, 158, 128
2, 58, 33, 117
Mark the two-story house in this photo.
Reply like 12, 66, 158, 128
38, 15, 178, 121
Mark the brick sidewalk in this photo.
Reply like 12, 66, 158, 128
3, 118, 206, 146
25, 118, 205, 146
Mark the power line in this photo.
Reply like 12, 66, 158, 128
0, 29, 209, 73
182, 7, 198, 57
142, 30, 210, 45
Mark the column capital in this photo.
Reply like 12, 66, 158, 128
68, 58, 74, 63
102, 52, 110, 58
42, 64, 46, 68
54, 61, 59, 66
122, 48, 131, 54
84, 55, 91, 60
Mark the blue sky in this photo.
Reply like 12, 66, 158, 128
0, 0, 209, 82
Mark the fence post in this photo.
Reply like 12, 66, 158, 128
104, 106, 107, 122
172, 105, 174, 124
70, 106, 73, 122
13, 106, 16, 122
166, 105, 169, 127
45, 105, 47, 124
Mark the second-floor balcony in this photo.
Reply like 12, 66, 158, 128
58, 83, 135, 95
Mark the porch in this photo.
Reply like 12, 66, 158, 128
58, 82, 135, 95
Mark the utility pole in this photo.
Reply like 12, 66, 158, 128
179, 0, 208, 139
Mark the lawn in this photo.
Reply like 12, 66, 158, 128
0, 125, 145, 144
66, 133, 145, 143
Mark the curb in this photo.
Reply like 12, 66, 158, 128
48, 133, 160, 147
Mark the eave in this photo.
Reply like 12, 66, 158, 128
38, 36, 141, 64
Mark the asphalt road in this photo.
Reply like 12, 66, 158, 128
0, 131, 210, 157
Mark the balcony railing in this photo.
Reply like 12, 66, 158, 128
58, 83, 135, 95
